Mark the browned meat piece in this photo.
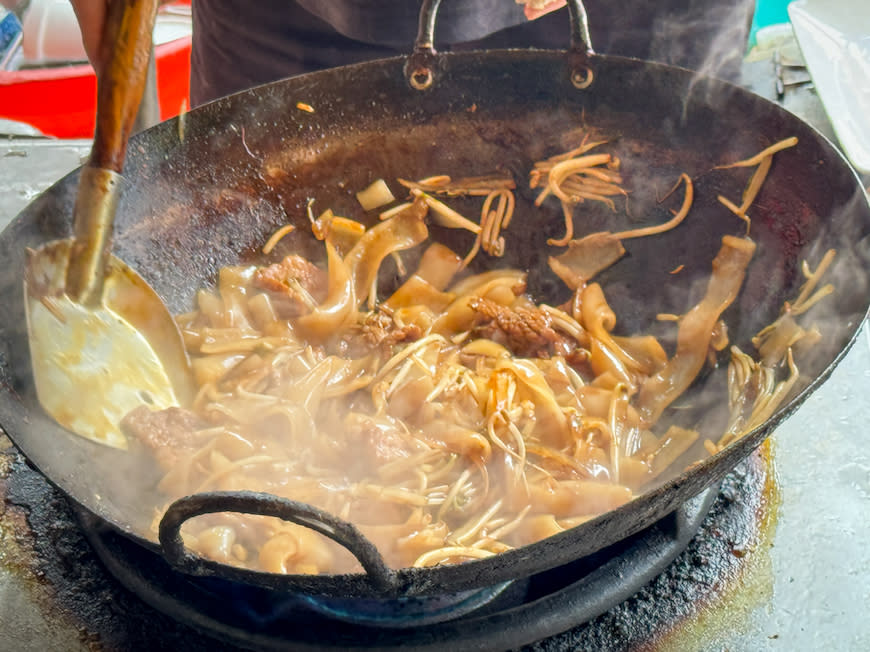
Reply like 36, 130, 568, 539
469, 296, 577, 359
362, 311, 423, 349
252, 255, 328, 317
121, 406, 207, 470
363, 427, 412, 468
341, 309, 423, 357
254, 254, 326, 296
345, 414, 414, 474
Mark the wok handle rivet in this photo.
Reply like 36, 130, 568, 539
409, 67, 434, 91
571, 66, 595, 90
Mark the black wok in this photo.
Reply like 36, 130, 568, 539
1, 0, 868, 599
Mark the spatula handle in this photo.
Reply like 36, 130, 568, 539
67, 0, 158, 305
90, 0, 160, 173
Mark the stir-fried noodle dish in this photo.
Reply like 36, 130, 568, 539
117, 133, 835, 575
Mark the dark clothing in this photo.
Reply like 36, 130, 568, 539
295, 0, 529, 48
191, 0, 753, 107
191, 0, 538, 106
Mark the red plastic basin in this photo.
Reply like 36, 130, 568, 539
0, 32, 191, 138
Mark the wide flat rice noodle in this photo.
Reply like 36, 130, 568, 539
344, 198, 429, 305
637, 236, 757, 424
548, 232, 626, 289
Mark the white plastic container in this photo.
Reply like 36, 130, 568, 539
19, 0, 191, 66
20, 0, 87, 65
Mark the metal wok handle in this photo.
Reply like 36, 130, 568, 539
158, 490, 399, 595
405, 0, 594, 90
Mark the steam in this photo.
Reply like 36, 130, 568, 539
649, 0, 755, 83
794, 188, 870, 371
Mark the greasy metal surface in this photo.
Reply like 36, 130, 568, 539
24, 238, 193, 449
0, 49, 868, 597
0, 435, 771, 651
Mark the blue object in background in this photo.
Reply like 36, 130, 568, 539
0, 8, 23, 70
749, 0, 795, 46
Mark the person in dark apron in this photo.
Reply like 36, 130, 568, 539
72, 0, 754, 107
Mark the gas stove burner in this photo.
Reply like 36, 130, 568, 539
73, 485, 717, 651
296, 581, 513, 628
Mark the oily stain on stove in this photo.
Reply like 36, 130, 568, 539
530, 441, 780, 652
0, 435, 238, 652
650, 439, 782, 652
0, 436, 93, 650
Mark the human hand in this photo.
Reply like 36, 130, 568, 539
518, 0, 568, 21
69, 0, 170, 75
